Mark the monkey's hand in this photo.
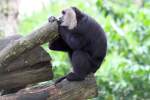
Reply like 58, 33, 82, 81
48, 16, 63, 25
58, 17, 63, 24
48, 16, 58, 23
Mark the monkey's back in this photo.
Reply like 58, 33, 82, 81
75, 15, 107, 60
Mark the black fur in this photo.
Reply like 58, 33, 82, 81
49, 7, 107, 83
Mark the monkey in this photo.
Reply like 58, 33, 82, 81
48, 7, 107, 83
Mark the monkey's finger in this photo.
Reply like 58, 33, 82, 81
48, 16, 57, 22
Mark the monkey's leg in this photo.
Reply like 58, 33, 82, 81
66, 50, 92, 81
55, 51, 92, 84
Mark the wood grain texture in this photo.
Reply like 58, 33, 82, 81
0, 74, 98, 100
0, 21, 58, 71
0, 35, 53, 93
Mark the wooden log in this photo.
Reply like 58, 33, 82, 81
0, 35, 53, 94
0, 20, 58, 71
0, 74, 98, 100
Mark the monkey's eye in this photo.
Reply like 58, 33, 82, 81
62, 10, 66, 15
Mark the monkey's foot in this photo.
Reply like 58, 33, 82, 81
66, 72, 85, 81
55, 72, 85, 84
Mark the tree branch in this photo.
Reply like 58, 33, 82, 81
0, 35, 53, 93
0, 21, 58, 71
0, 74, 98, 100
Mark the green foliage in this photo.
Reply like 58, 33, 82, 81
95, 0, 150, 100
19, 0, 150, 99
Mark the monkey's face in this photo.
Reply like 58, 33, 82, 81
60, 8, 77, 30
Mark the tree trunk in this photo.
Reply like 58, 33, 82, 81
0, 21, 58, 71
0, 35, 53, 94
0, 74, 98, 100
0, 19, 58, 94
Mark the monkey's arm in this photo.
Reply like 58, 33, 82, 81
59, 27, 88, 50
49, 35, 72, 52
